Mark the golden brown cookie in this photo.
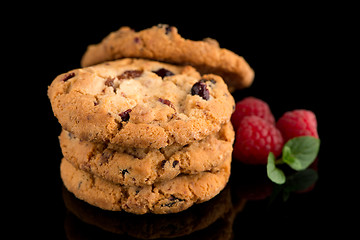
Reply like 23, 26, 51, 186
60, 154, 231, 214
81, 24, 254, 91
60, 122, 234, 186
48, 58, 235, 148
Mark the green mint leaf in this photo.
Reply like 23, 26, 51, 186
282, 145, 302, 169
282, 136, 320, 171
267, 152, 286, 184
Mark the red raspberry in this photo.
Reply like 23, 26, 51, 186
233, 116, 284, 165
276, 109, 319, 143
231, 97, 275, 132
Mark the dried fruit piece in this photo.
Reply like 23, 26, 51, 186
120, 169, 129, 177
119, 109, 132, 121
133, 37, 140, 43
117, 70, 143, 80
161, 195, 185, 207
172, 160, 179, 168
191, 80, 210, 100
104, 77, 115, 87
158, 98, 175, 110
152, 68, 174, 78
62, 72, 75, 82
161, 160, 167, 168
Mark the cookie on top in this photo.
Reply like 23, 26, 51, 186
48, 58, 235, 148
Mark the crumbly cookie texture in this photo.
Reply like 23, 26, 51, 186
48, 58, 235, 148
60, 154, 231, 214
81, 24, 254, 91
60, 122, 234, 186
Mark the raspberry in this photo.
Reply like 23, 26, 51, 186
231, 97, 275, 132
276, 109, 319, 143
233, 116, 284, 165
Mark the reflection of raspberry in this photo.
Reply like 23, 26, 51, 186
276, 110, 319, 143
231, 97, 275, 132
233, 116, 284, 165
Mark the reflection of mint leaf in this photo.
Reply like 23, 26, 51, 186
268, 169, 319, 204
282, 136, 320, 171
286, 169, 318, 192
267, 152, 286, 184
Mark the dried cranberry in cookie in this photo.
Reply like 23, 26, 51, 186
191, 80, 210, 100
152, 68, 174, 78
117, 70, 143, 80
62, 72, 75, 82
158, 98, 175, 110
119, 109, 132, 122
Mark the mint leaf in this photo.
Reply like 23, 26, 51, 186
282, 136, 320, 171
267, 152, 286, 184
282, 145, 302, 170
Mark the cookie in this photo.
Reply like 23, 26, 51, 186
60, 154, 231, 214
81, 24, 254, 91
60, 122, 234, 186
48, 58, 235, 148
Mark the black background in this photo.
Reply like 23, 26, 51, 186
8, 4, 352, 238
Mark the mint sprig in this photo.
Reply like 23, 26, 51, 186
267, 136, 320, 184
267, 152, 286, 184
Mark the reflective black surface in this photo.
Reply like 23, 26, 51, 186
14, 6, 349, 239
59, 160, 321, 239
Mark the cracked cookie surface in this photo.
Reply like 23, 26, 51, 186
60, 154, 231, 214
60, 122, 234, 186
81, 24, 254, 91
48, 58, 235, 148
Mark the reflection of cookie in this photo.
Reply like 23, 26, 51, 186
81, 24, 254, 91
60, 154, 231, 214
63, 185, 232, 239
60, 122, 234, 186
48, 58, 235, 148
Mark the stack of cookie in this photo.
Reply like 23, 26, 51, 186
48, 25, 254, 214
